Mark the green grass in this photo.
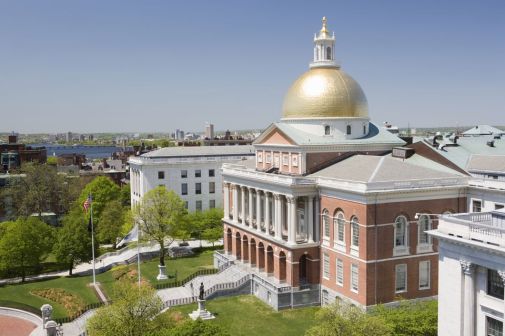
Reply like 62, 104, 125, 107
0, 250, 215, 319
168, 295, 320, 336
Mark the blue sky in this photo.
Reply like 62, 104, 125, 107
0, 0, 503, 133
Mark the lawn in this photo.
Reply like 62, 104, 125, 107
168, 295, 320, 336
0, 250, 215, 319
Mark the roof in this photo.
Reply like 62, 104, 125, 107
141, 145, 255, 158
463, 125, 505, 135
467, 155, 505, 174
310, 154, 463, 183
255, 122, 405, 147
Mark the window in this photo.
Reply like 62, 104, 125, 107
363, 125, 366, 135
334, 212, 345, 244
257, 152, 263, 163
209, 182, 215, 194
322, 209, 330, 239
195, 183, 202, 195
181, 170, 187, 178
209, 200, 215, 209
195, 170, 201, 178
473, 200, 482, 212
324, 125, 330, 135
326, 46, 332, 60
395, 216, 408, 247
351, 217, 359, 247
158, 171, 165, 179
209, 169, 215, 177
487, 269, 504, 300
323, 253, 330, 279
266, 152, 271, 163
196, 200, 202, 212
496, 204, 504, 210
282, 154, 289, 166
181, 183, 188, 195
336, 259, 344, 286
292, 155, 298, 167
346, 125, 352, 135
419, 260, 431, 290
395, 264, 407, 293
418, 215, 431, 245
184, 201, 188, 209
487, 316, 503, 336
351, 264, 359, 292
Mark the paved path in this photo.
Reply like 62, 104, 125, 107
0, 316, 37, 336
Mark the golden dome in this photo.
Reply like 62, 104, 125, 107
282, 67, 368, 119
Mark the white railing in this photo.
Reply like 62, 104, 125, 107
439, 212, 505, 247
223, 165, 315, 186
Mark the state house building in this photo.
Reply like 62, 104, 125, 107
214, 18, 468, 309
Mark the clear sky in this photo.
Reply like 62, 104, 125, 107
0, 0, 504, 133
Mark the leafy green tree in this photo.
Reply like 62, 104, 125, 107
0, 217, 54, 281
97, 200, 125, 248
3, 163, 80, 217
87, 281, 170, 336
78, 176, 121, 229
305, 301, 392, 336
53, 206, 93, 275
119, 184, 131, 207
374, 300, 437, 336
200, 208, 223, 246
134, 187, 186, 266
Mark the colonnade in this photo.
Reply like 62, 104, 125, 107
223, 182, 316, 244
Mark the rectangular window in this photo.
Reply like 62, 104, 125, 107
195, 170, 201, 178
282, 154, 289, 166
419, 260, 431, 290
195, 183, 202, 195
209, 200, 215, 209
266, 152, 271, 164
337, 217, 345, 243
395, 264, 407, 293
181, 183, 188, 195
336, 259, 344, 286
487, 316, 503, 336
181, 170, 187, 178
473, 200, 482, 213
209, 182, 215, 194
257, 152, 263, 163
351, 222, 359, 247
488, 269, 504, 299
292, 155, 298, 167
209, 169, 215, 177
323, 253, 330, 279
196, 200, 202, 212
158, 171, 165, 179
351, 264, 359, 292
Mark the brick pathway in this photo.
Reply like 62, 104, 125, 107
0, 316, 37, 336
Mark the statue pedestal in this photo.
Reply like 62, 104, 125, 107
157, 265, 168, 280
189, 299, 215, 320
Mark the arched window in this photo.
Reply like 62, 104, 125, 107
351, 217, 359, 247
326, 46, 332, 60
334, 211, 345, 244
324, 125, 330, 135
418, 215, 432, 245
346, 125, 352, 135
394, 216, 408, 247
322, 209, 330, 239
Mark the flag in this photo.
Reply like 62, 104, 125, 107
83, 194, 92, 212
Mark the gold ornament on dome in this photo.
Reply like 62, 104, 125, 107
282, 68, 368, 119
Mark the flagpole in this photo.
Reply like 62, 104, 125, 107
90, 194, 96, 287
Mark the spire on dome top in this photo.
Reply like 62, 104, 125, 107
320, 16, 328, 34
310, 17, 339, 69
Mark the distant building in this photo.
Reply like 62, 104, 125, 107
0, 133, 47, 173
66, 132, 73, 142
205, 123, 215, 139
129, 145, 254, 212
202, 129, 254, 146
430, 210, 505, 336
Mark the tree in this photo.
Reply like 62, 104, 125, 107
0, 217, 54, 281
160, 319, 229, 336
119, 184, 131, 207
2, 163, 80, 218
53, 206, 93, 275
200, 208, 223, 246
78, 176, 121, 227
305, 301, 392, 336
97, 200, 125, 248
134, 187, 186, 267
374, 300, 437, 336
87, 280, 170, 336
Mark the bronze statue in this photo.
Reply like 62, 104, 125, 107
199, 282, 204, 300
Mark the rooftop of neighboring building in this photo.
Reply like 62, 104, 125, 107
462, 125, 505, 136
467, 154, 505, 175
136, 144, 255, 159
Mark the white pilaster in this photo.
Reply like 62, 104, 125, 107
256, 189, 262, 232
288, 196, 297, 244
308, 196, 314, 243
274, 194, 282, 240
265, 193, 271, 234
232, 185, 238, 222
460, 260, 475, 336
223, 183, 230, 219
248, 188, 254, 226
241, 186, 246, 224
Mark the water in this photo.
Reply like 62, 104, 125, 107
29, 144, 134, 159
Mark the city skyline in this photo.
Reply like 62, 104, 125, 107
0, 0, 504, 133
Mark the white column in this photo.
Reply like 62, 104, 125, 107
223, 183, 230, 219
274, 194, 282, 240
256, 189, 262, 233
288, 196, 297, 244
265, 193, 271, 233
308, 196, 314, 243
248, 188, 254, 226
232, 185, 239, 222
314, 198, 320, 241
241, 186, 246, 224
460, 260, 475, 336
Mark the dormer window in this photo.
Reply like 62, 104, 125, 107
324, 125, 331, 135
346, 125, 352, 135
